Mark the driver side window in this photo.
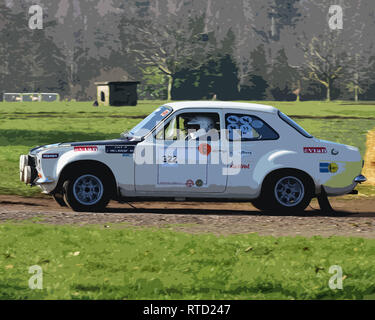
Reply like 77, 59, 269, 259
156, 112, 220, 141
156, 115, 186, 140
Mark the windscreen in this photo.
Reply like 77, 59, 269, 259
128, 106, 173, 137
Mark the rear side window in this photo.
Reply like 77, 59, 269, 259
278, 111, 313, 138
225, 113, 279, 141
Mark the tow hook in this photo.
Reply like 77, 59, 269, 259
348, 190, 359, 195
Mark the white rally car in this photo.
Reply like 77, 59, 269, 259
19, 101, 366, 212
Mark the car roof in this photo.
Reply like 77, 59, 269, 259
164, 101, 278, 114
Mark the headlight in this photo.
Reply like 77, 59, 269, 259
19, 155, 28, 172
23, 166, 32, 184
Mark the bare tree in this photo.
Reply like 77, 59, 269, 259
342, 2, 373, 102
299, 32, 347, 101
345, 53, 373, 102
122, 14, 212, 100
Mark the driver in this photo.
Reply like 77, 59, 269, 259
184, 116, 216, 140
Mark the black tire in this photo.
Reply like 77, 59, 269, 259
256, 170, 313, 214
52, 193, 67, 207
251, 197, 272, 212
62, 169, 111, 212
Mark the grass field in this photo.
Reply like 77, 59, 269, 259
1, 100, 375, 300
1, 100, 374, 197
1, 222, 375, 300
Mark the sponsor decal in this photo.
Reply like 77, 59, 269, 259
331, 148, 339, 155
158, 182, 185, 185
320, 162, 338, 173
105, 145, 135, 154
229, 150, 252, 157
161, 110, 170, 117
162, 155, 178, 166
186, 179, 194, 187
329, 162, 339, 173
251, 120, 264, 129
304, 147, 327, 154
42, 153, 58, 159
320, 163, 329, 173
198, 143, 211, 156
195, 179, 203, 187
230, 163, 250, 169
74, 146, 98, 152
227, 115, 240, 123
241, 151, 252, 155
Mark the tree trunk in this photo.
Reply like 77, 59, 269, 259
354, 61, 359, 102
68, 63, 75, 100
295, 80, 301, 102
326, 85, 331, 102
167, 74, 173, 101
354, 86, 359, 102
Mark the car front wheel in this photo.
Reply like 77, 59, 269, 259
63, 171, 111, 212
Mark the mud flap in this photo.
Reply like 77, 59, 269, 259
52, 193, 67, 207
317, 186, 334, 213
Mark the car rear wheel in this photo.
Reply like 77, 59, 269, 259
254, 170, 313, 213
62, 170, 111, 212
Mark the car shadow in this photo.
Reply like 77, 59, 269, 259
102, 206, 375, 218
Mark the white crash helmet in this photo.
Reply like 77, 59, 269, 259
186, 116, 215, 133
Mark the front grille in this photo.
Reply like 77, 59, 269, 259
28, 155, 36, 168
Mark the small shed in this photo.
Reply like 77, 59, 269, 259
95, 81, 140, 106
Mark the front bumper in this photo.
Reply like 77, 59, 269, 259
35, 177, 55, 185
354, 175, 367, 183
323, 174, 367, 196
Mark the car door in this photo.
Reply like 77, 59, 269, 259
224, 111, 280, 197
134, 109, 228, 193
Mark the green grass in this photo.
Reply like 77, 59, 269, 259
257, 100, 375, 119
1, 222, 375, 300
1, 100, 375, 197
296, 118, 373, 157
2, 100, 375, 118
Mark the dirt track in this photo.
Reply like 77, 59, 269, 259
1, 195, 375, 238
